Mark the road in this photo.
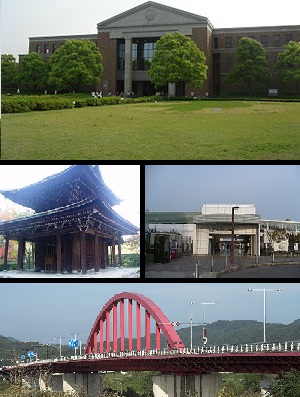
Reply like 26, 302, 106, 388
218, 264, 300, 278
145, 254, 300, 278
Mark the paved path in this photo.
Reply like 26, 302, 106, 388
218, 264, 300, 278
145, 254, 300, 279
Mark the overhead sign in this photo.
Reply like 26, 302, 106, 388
27, 351, 35, 358
68, 339, 79, 348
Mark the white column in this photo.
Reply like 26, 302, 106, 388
168, 83, 176, 98
124, 36, 132, 96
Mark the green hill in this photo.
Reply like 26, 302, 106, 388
176, 319, 300, 347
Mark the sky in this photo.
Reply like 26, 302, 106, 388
0, 164, 140, 228
145, 165, 300, 221
0, 283, 298, 344
2, 0, 300, 59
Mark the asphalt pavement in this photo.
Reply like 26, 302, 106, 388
145, 254, 300, 279
217, 264, 300, 278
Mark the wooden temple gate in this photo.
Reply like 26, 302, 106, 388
0, 165, 138, 274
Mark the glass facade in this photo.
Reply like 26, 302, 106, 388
117, 40, 125, 71
117, 38, 157, 71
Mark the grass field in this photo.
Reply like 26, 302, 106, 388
2, 99, 300, 159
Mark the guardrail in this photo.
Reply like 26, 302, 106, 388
6, 340, 299, 369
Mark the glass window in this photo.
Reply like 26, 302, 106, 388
225, 37, 232, 48
261, 36, 268, 47
285, 34, 293, 43
117, 40, 125, 71
143, 41, 156, 69
273, 35, 280, 47
225, 57, 233, 72
132, 42, 138, 61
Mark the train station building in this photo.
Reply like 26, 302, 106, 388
145, 204, 300, 256
26, 1, 300, 96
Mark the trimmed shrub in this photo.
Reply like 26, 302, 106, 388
121, 253, 140, 268
1, 94, 167, 113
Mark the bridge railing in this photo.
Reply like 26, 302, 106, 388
8, 341, 300, 368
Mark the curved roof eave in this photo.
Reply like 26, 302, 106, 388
0, 165, 121, 211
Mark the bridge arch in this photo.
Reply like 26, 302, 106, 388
84, 292, 185, 354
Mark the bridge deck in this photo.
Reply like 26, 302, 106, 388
4, 350, 300, 376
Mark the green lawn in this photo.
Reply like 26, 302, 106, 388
2, 100, 300, 159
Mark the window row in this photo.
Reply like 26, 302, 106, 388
214, 33, 297, 49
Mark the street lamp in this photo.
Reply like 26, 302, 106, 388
248, 288, 281, 343
190, 301, 218, 345
54, 336, 67, 357
230, 206, 239, 264
69, 332, 84, 355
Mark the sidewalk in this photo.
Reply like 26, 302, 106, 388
145, 254, 300, 278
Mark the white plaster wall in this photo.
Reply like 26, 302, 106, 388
196, 226, 210, 254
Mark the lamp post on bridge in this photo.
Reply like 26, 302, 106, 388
69, 332, 84, 356
189, 315, 206, 349
190, 301, 218, 346
54, 336, 67, 357
248, 288, 282, 343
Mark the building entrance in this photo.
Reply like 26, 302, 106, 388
209, 234, 252, 255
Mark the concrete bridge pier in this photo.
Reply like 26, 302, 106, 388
63, 372, 101, 396
38, 372, 103, 396
153, 373, 221, 397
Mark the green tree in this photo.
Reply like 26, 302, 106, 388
48, 40, 103, 92
216, 383, 237, 397
268, 370, 300, 397
242, 374, 263, 394
148, 32, 207, 94
227, 37, 270, 93
277, 41, 300, 93
123, 235, 140, 254
19, 52, 47, 91
1, 54, 18, 89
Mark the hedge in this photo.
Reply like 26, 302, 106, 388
1, 95, 166, 113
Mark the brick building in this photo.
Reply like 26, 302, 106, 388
27, 1, 300, 96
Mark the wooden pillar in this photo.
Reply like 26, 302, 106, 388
17, 238, 25, 271
63, 234, 72, 273
112, 237, 116, 267
72, 232, 80, 272
118, 242, 123, 266
56, 232, 62, 274
3, 236, 9, 271
94, 233, 100, 272
99, 238, 104, 269
80, 231, 87, 275
103, 241, 108, 268
35, 237, 44, 271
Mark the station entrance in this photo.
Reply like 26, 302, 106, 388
209, 232, 254, 256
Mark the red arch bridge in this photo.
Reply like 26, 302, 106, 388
2, 292, 300, 375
